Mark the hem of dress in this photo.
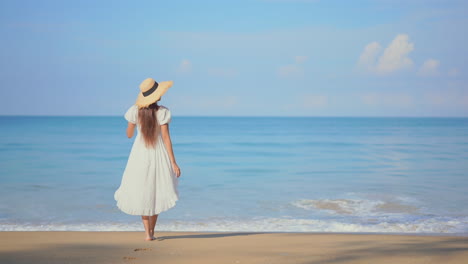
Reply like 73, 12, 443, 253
115, 196, 179, 216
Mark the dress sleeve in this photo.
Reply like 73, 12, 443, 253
124, 105, 138, 124
158, 107, 172, 125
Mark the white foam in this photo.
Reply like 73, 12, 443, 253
291, 198, 419, 216
1, 216, 466, 234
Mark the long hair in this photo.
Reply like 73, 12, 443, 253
138, 102, 160, 148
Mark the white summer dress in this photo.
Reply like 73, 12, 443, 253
114, 104, 179, 216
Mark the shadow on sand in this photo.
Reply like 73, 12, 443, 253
303, 237, 468, 264
155, 231, 267, 241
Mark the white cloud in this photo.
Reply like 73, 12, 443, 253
302, 95, 328, 108
423, 91, 468, 107
361, 93, 379, 106
199, 95, 238, 109
357, 34, 415, 75
294, 55, 308, 64
278, 64, 304, 77
178, 59, 192, 73
376, 34, 414, 74
171, 95, 239, 111
361, 92, 413, 107
418, 59, 440, 76
448, 68, 460, 77
424, 92, 449, 106
278, 56, 307, 77
215, 96, 237, 108
461, 95, 468, 107
357, 42, 382, 72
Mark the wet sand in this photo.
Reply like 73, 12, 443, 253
0, 231, 467, 264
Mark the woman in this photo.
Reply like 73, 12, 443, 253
114, 77, 181, 241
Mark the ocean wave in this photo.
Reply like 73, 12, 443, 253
291, 198, 419, 216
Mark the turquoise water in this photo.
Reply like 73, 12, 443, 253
1, 116, 468, 234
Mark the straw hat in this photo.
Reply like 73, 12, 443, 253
135, 78, 173, 108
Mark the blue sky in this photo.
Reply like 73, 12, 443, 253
0, 0, 467, 116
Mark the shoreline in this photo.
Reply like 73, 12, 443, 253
1, 231, 467, 264
2, 230, 468, 237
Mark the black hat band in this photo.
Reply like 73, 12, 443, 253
142, 81, 159, 97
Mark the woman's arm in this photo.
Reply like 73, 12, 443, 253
126, 122, 136, 138
161, 124, 181, 177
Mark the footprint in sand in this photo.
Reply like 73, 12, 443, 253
122, 256, 137, 261
134, 248, 152, 252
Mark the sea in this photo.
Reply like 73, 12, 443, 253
0, 116, 467, 235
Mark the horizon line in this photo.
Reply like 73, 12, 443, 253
1, 114, 468, 118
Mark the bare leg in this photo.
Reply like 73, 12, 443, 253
141, 215, 153, 241
149, 214, 158, 239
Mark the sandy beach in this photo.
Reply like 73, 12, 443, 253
0, 232, 467, 264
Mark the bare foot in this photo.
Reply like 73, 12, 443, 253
145, 236, 154, 241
